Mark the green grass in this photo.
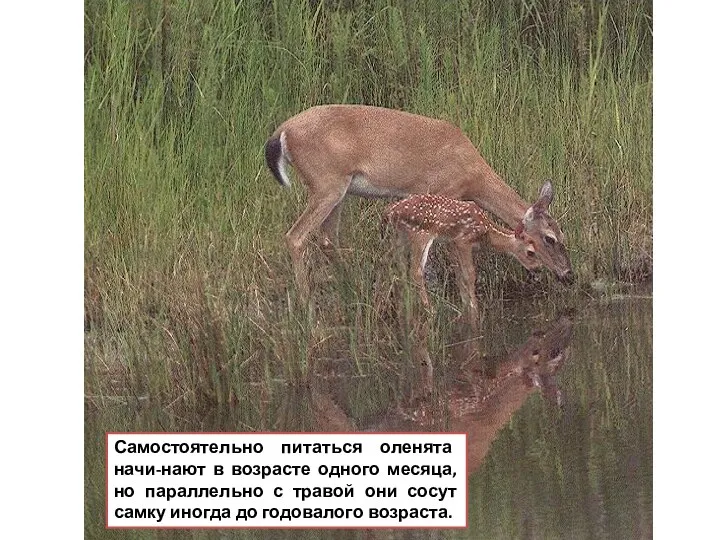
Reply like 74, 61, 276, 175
85, 0, 652, 408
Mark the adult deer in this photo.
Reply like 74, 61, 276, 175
383, 194, 542, 312
265, 105, 573, 298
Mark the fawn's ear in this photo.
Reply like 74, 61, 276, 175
521, 203, 535, 227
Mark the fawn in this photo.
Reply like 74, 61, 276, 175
383, 194, 542, 311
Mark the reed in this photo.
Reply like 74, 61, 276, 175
85, 0, 652, 408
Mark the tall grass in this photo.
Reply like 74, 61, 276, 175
85, 0, 652, 408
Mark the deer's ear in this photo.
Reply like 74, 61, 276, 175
533, 180, 554, 213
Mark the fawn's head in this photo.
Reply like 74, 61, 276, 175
509, 234, 543, 272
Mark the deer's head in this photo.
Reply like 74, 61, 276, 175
515, 181, 573, 284
513, 313, 575, 406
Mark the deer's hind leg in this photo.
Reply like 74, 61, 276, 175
317, 202, 343, 261
285, 179, 350, 299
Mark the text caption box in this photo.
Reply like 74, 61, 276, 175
107, 432, 467, 528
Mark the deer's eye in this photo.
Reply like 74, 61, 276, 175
544, 235, 557, 246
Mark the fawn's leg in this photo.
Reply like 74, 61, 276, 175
451, 241, 479, 317
407, 232, 435, 309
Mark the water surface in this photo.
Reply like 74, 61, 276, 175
85, 295, 652, 539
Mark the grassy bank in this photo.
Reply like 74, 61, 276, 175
85, 0, 652, 407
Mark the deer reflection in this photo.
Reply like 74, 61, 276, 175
308, 313, 574, 476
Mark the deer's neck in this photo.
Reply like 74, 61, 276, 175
472, 166, 529, 228
458, 373, 536, 475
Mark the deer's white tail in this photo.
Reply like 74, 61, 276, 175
264, 131, 292, 188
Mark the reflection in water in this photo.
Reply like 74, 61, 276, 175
85, 298, 652, 539
310, 313, 574, 480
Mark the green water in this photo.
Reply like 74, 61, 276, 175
85, 295, 651, 539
